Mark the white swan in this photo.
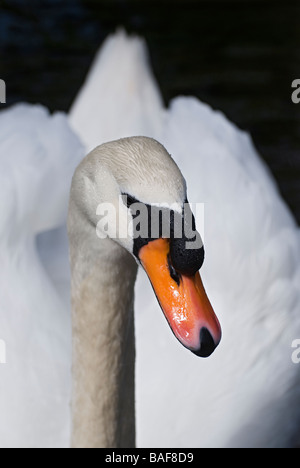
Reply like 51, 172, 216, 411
0, 29, 299, 448
68, 135, 222, 447
69, 31, 300, 448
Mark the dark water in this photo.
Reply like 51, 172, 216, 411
0, 0, 299, 223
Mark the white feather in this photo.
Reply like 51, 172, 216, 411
0, 104, 84, 447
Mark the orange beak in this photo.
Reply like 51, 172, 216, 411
139, 238, 221, 357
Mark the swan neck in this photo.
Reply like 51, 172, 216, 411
69, 224, 138, 447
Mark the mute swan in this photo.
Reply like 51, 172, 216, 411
68, 136, 222, 447
69, 31, 300, 448
0, 29, 299, 448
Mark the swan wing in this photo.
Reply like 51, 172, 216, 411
0, 104, 83, 447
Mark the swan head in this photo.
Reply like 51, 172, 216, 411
72, 136, 221, 357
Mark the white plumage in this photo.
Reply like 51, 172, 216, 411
0, 30, 299, 447
0, 104, 83, 447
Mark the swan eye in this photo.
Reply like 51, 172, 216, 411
167, 253, 181, 286
122, 193, 139, 208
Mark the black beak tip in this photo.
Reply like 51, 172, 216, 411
192, 327, 219, 358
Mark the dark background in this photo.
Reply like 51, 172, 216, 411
0, 0, 299, 223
